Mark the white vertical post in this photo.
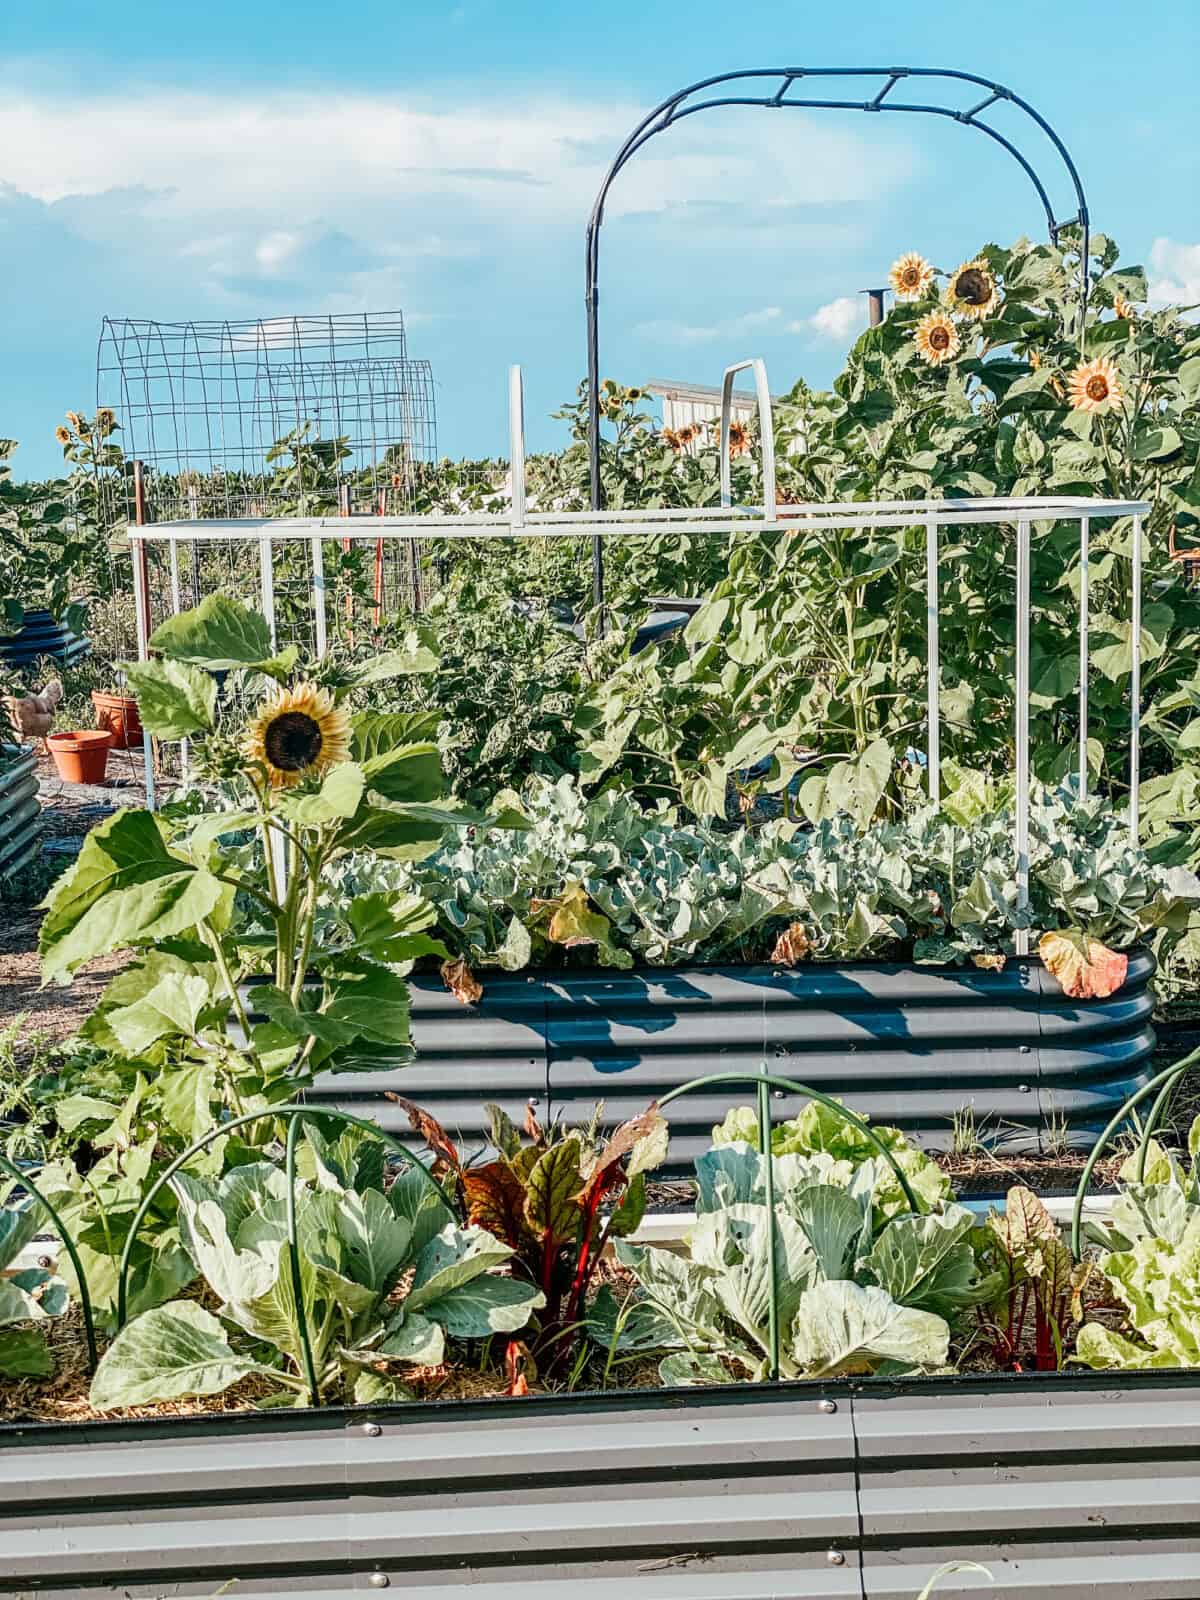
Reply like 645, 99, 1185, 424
259, 531, 276, 650
311, 536, 328, 660
925, 514, 940, 805
1015, 517, 1031, 958
719, 357, 776, 518
130, 531, 156, 813
509, 366, 526, 531
167, 535, 189, 784
1130, 512, 1143, 840
1078, 516, 1089, 796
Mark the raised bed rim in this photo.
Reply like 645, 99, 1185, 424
5, 1358, 1198, 1448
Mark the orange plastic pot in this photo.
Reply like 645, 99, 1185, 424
48, 729, 112, 784
91, 690, 143, 750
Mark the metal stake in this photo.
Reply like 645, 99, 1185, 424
925, 514, 940, 804
1131, 512, 1142, 839
1078, 515, 1089, 796
1014, 516, 1031, 956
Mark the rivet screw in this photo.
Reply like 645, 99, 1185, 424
817, 1398, 837, 1414
826, 1549, 846, 1567
367, 1572, 390, 1588
361, 1421, 382, 1437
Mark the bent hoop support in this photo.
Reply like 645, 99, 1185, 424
585, 65, 1092, 617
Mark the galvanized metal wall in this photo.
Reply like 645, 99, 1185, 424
0, 743, 42, 881
306, 956, 1157, 1167
0, 609, 90, 669
3, 1373, 1198, 1599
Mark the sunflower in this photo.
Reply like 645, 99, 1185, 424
944, 258, 1000, 321
64, 411, 81, 432
727, 420, 752, 458
662, 427, 683, 452
1028, 350, 1042, 370
1067, 356, 1124, 414
244, 682, 351, 789
95, 407, 116, 432
54, 425, 71, 445
1113, 293, 1135, 321
914, 311, 961, 367
888, 251, 934, 301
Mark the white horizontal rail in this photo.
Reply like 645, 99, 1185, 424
131, 498, 1150, 544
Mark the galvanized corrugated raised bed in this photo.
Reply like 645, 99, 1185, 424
3, 1370, 1198, 1599
0, 607, 90, 670
0, 742, 42, 880
307, 954, 1156, 1169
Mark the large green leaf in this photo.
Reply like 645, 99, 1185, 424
524, 1139, 583, 1250
690, 1203, 818, 1365
405, 1223, 514, 1314
120, 658, 216, 739
0, 1204, 41, 1273
866, 1205, 993, 1319
0, 1327, 54, 1378
89, 1300, 270, 1409
38, 810, 225, 981
277, 763, 365, 826
148, 595, 294, 677
790, 1279, 949, 1376
106, 972, 211, 1053
418, 1272, 544, 1338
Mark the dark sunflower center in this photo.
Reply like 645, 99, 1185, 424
900, 267, 920, 287
1085, 375, 1109, 401
955, 268, 991, 306
930, 327, 951, 350
264, 711, 323, 771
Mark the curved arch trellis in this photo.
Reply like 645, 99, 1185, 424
585, 65, 1093, 611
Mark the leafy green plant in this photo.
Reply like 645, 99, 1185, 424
598, 1104, 994, 1383
389, 1096, 667, 1378
87, 1125, 544, 1409
393, 774, 1198, 988
0, 1202, 70, 1377
976, 1186, 1088, 1371
1075, 1117, 1200, 1369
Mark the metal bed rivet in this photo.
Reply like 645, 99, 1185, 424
826, 1549, 846, 1567
817, 1399, 837, 1414
528, 1096, 541, 1107
368, 1572, 390, 1588
361, 1421, 382, 1437
772, 1088, 785, 1100
1020, 1043, 1031, 1054
1018, 1083, 1031, 1094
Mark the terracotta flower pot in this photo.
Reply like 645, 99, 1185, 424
91, 689, 143, 750
47, 729, 112, 785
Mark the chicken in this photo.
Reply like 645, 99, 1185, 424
3, 677, 63, 747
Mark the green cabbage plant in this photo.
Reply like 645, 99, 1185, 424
0, 1203, 70, 1378
595, 1106, 995, 1383
88, 1125, 544, 1410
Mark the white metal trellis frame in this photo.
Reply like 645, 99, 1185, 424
130, 360, 1149, 953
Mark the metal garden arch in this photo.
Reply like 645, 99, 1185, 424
584, 65, 1094, 611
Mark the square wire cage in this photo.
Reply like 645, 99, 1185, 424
97, 312, 440, 645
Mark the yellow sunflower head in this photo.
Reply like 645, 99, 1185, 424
944, 258, 1000, 321
1113, 293, 1135, 321
1028, 350, 1042, 370
64, 411, 82, 432
1067, 356, 1124, 415
914, 311, 961, 367
244, 682, 351, 790
54, 425, 71, 445
95, 407, 117, 432
888, 251, 935, 301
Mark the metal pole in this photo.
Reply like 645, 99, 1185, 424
864, 288, 887, 327
259, 531, 276, 651
1131, 512, 1142, 839
131, 461, 156, 812
1015, 516, 1031, 957
311, 536, 327, 660
925, 514, 940, 804
1078, 516, 1089, 796
168, 535, 189, 785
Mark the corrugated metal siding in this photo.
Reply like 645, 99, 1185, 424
0, 609, 90, 669
311, 956, 1156, 1167
3, 1374, 1200, 1599
0, 744, 42, 880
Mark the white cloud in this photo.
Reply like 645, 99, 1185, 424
255, 231, 300, 274
1148, 237, 1200, 308
633, 306, 784, 346
803, 296, 862, 341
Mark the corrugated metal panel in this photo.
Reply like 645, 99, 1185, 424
4, 1375, 1200, 1599
0, 608, 90, 668
0, 1389, 859, 1596
0, 744, 42, 880
314, 956, 1156, 1167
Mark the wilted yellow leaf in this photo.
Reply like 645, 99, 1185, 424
771, 921, 813, 965
1039, 930, 1127, 999
441, 955, 483, 1006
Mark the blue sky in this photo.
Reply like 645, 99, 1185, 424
3, 0, 1197, 478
